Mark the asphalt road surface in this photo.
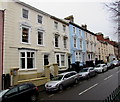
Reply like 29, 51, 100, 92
37, 66, 120, 101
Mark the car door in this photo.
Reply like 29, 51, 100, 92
2, 87, 18, 102
62, 73, 71, 86
18, 84, 31, 101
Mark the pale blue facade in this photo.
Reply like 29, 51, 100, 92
69, 22, 86, 66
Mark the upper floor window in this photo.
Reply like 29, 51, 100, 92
74, 37, 77, 48
63, 25, 66, 32
79, 30, 82, 37
21, 27, 30, 43
80, 40, 82, 49
38, 31, 44, 45
63, 37, 67, 48
73, 27, 76, 34
54, 21, 58, 29
38, 15, 42, 24
22, 9, 28, 19
55, 34, 59, 47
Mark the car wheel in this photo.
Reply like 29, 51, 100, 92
75, 79, 78, 84
31, 95, 37, 102
59, 84, 63, 91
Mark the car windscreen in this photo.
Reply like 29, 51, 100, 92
0, 89, 9, 97
80, 68, 88, 72
95, 65, 100, 67
51, 75, 63, 81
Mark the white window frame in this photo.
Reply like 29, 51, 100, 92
74, 37, 77, 48
63, 25, 66, 32
54, 34, 60, 48
38, 15, 43, 24
55, 53, 66, 67
37, 30, 44, 46
21, 25, 31, 44
19, 50, 36, 70
63, 37, 67, 49
22, 8, 29, 19
75, 52, 82, 62
73, 27, 76, 34
54, 21, 58, 30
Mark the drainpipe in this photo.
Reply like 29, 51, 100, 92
2, 10, 5, 89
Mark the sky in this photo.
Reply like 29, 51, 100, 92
19, 0, 118, 41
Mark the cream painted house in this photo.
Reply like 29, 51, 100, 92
49, 16, 70, 71
83, 25, 97, 63
0, 0, 70, 88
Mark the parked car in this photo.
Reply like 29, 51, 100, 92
94, 64, 108, 73
112, 60, 119, 67
45, 71, 79, 92
107, 62, 114, 69
0, 83, 39, 102
78, 67, 97, 79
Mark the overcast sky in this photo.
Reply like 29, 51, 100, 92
19, 0, 118, 41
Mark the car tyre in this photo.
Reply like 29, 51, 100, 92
59, 84, 63, 91
31, 95, 37, 102
75, 79, 78, 84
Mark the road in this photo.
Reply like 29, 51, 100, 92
37, 66, 120, 101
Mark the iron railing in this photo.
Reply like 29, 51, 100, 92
103, 85, 120, 102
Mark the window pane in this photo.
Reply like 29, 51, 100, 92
61, 55, 65, 66
22, 27, 29, 43
21, 52, 25, 57
38, 32, 43, 45
55, 35, 59, 47
38, 15, 42, 24
21, 58, 25, 69
23, 9, 28, 19
56, 55, 60, 66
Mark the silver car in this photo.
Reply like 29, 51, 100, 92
94, 64, 108, 73
45, 71, 79, 91
78, 67, 97, 79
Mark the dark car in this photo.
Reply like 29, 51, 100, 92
0, 83, 39, 102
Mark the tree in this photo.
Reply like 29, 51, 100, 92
105, 1, 120, 59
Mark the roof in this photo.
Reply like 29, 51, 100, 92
13, 0, 51, 17
70, 22, 96, 36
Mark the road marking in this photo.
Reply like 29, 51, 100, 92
78, 83, 98, 96
48, 94, 54, 97
104, 75, 113, 81
116, 70, 120, 74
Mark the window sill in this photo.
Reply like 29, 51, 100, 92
55, 47, 60, 49
19, 68, 37, 72
21, 42, 31, 45
37, 44, 45, 47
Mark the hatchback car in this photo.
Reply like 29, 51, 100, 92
94, 64, 108, 73
78, 67, 97, 79
0, 83, 39, 102
45, 71, 79, 92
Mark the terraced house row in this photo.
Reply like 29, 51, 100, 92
0, 0, 119, 90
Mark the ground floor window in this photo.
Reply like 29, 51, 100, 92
55, 53, 66, 67
20, 50, 35, 69
75, 51, 82, 62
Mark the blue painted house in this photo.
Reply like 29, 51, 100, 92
69, 22, 86, 66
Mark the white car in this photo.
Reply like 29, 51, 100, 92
94, 64, 108, 73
